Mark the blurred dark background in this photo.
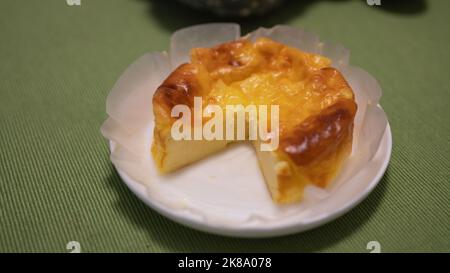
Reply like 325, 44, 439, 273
146, 0, 427, 33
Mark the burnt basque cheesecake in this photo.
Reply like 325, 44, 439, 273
151, 37, 357, 204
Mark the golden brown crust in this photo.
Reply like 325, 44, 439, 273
308, 67, 354, 96
279, 99, 357, 166
191, 39, 262, 84
191, 39, 252, 71
153, 63, 204, 110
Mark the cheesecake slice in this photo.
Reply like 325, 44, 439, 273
152, 37, 357, 203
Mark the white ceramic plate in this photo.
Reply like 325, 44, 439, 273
111, 125, 392, 238
111, 120, 392, 238
101, 24, 391, 238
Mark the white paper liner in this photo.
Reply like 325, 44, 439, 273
101, 24, 388, 226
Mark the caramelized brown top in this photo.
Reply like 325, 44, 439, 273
280, 99, 357, 165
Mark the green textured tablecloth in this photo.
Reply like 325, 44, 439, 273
0, 0, 449, 253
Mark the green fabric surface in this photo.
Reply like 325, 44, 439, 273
0, 0, 449, 253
